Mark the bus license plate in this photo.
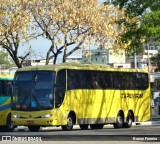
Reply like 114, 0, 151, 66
26, 120, 34, 124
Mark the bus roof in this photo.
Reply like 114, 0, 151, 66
17, 63, 148, 73
0, 74, 14, 80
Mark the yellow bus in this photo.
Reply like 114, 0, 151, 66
0, 74, 15, 131
11, 63, 150, 131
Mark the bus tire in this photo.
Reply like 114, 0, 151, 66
113, 112, 124, 129
123, 112, 133, 128
90, 124, 104, 129
5, 114, 15, 132
79, 124, 89, 130
62, 114, 74, 131
28, 126, 40, 132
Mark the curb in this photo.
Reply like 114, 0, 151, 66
133, 122, 152, 126
133, 120, 160, 126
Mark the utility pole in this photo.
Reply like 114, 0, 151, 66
147, 41, 152, 121
134, 53, 137, 69
147, 42, 150, 73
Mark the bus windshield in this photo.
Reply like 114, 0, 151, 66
12, 71, 55, 111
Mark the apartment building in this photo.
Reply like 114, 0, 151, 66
82, 45, 130, 68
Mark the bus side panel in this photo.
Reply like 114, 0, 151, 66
134, 89, 150, 122
120, 89, 150, 122
77, 88, 150, 124
0, 97, 11, 126
75, 89, 119, 124
58, 90, 81, 125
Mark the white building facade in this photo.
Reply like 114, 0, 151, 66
126, 41, 160, 70
82, 46, 129, 68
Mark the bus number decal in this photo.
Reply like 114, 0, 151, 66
121, 93, 143, 98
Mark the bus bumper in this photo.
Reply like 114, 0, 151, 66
12, 117, 65, 126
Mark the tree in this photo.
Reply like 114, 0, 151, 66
141, 0, 160, 45
29, 0, 125, 64
151, 54, 160, 64
112, 0, 160, 54
0, 51, 15, 70
0, 0, 37, 68
112, 0, 150, 55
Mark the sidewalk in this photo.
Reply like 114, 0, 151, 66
133, 114, 160, 126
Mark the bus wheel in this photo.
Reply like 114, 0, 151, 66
28, 126, 40, 132
62, 115, 74, 131
113, 112, 124, 129
5, 114, 15, 132
79, 124, 89, 130
123, 112, 133, 128
90, 124, 104, 129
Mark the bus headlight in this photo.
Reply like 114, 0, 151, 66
12, 114, 20, 118
41, 114, 52, 118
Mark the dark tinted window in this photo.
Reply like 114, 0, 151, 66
68, 70, 113, 90
67, 70, 149, 90
55, 70, 66, 108
134, 73, 149, 90
0, 80, 13, 96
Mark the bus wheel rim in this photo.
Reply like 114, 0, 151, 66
68, 117, 73, 127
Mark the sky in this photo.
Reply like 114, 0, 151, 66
20, 36, 84, 62
20, 37, 51, 60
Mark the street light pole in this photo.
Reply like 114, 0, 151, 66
147, 42, 150, 73
134, 53, 137, 69
147, 42, 152, 121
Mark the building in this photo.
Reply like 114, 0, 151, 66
30, 59, 53, 66
126, 40, 160, 71
82, 45, 130, 68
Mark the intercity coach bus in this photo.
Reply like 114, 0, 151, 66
0, 74, 14, 131
11, 63, 150, 131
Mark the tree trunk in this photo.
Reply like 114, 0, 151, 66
63, 48, 67, 63
53, 53, 58, 64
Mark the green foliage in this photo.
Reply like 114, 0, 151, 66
0, 51, 15, 69
112, 0, 150, 17
141, 1, 160, 44
151, 54, 160, 66
111, 0, 147, 55
112, 0, 160, 55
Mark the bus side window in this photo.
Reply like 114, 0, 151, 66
6, 81, 13, 96
91, 72, 99, 88
102, 72, 112, 89
134, 73, 148, 90
55, 70, 66, 108
141, 73, 149, 89
68, 70, 80, 89
119, 72, 126, 89
0, 81, 2, 95
112, 72, 120, 89
128, 73, 134, 89
84, 71, 92, 89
